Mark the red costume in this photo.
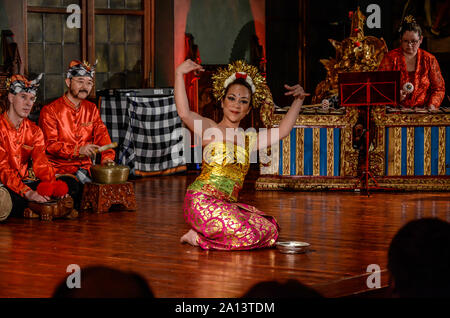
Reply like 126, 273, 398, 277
0, 113, 55, 197
378, 48, 445, 108
39, 94, 115, 175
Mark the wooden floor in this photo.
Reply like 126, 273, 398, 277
0, 172, 449, 298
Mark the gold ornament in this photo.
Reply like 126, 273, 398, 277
212, 60, 269, 109
5, 77, 11, 90
404, 15, 416, 24
312, 7, 388, 103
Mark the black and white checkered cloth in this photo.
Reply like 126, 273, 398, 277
100, 93, 185, 174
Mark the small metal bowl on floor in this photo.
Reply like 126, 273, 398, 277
276, 241, 310, 254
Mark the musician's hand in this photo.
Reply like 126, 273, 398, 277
176, 59, 204, 77
400, 89, 408, 101
79, 144, 99, 158
102, 159, 115, 165
25, 190, 50, 203
429, 104, 439, 111
284, 84, 310, 101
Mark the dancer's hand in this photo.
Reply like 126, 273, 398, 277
25, 190, 50, 203
175, 59, 204, 76
284, 84, 310, 102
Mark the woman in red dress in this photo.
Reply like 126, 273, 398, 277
378, 16, 445, 110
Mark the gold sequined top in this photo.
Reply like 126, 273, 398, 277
188, 132, 257, 202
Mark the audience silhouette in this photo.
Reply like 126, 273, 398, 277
242, 279, 323, 298
53, 266, 154, 298
388, 218, 450, 298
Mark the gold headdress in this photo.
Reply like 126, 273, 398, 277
212, 60, 269, 109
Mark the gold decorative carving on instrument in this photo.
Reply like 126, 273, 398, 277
282, 134, 290, 175
393, 127, 402, 176
407, 127, 415, 176
296, 128, 304, 175
327, 128, 334, 176
256, 176, 450, 191
270, 105, 360, 127
370, 125, 385, 176
372, 105, 450, 126
424, 127, 431, 175
375, 177, 450, 191
369, 152, 384, 176
312, 7, 388, 104
255, 176, 360, 191
260, 92, 275, 128
313, 128, 320, 176
439, 127, 446, 175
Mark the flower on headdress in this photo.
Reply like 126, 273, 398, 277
404, 15, 416, 24
223, 72, 256, 94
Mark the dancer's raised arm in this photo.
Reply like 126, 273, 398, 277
256, 84, 309, 150
174, 59, 217, 134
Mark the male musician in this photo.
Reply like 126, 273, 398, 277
0, 74, 56, 220
39, 60, 115, 205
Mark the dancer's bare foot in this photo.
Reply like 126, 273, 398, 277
180, 229, 199, 246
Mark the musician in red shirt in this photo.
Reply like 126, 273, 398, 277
0, 74, 56, 220
39, 60, 115, 206
378, 16, 445, 110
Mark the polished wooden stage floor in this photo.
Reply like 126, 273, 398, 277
0, 173, 449, 298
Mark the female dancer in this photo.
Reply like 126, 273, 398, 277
176, 59, 308, 250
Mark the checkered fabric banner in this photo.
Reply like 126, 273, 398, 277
100, 94, 185, 174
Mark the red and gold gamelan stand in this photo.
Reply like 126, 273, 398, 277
255, 8, 450, 192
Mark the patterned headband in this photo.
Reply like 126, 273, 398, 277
66, 60, 97, 78
7, 74, 43, 95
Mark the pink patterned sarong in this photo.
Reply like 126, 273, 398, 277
183, 190, 279, 250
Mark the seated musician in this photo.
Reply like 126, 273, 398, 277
0, 74, 57, 220
39, 60, 115, 207
378, 16, 445, 111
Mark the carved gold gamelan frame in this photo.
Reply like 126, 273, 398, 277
256, 106, 450, 191
256, 107, 362, 190
369, 106, 450, 191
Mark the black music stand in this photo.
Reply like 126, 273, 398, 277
338, 71, 400, 194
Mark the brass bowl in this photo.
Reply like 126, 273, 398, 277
91, 162, 130, 184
